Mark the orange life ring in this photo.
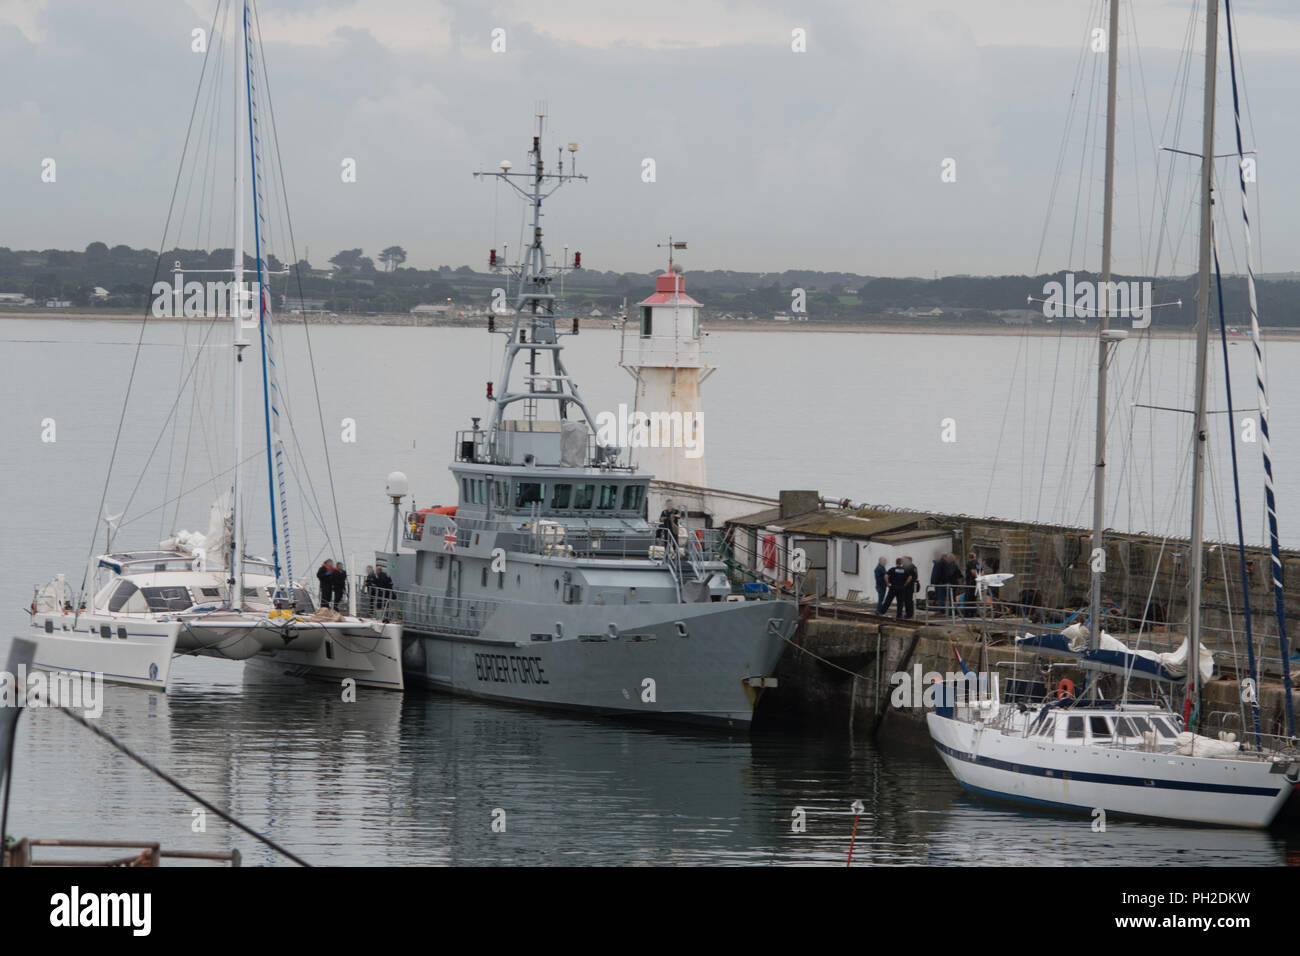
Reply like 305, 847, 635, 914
1056, 678, 1075, 700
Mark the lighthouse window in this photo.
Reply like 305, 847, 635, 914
621, 485, 644, 511
640, 306, 653, 337
551, 484, 572, 509
573, 484, 595, 509
515, 481, 545, 508
597, 484, 618, 510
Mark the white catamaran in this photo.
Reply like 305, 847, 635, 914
926, 0, 1299, 828
28, 0, 402, 693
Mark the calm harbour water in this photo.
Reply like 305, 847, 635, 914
3, 318, 1299, 865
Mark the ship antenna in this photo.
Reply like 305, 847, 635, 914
473, 113, 594, 462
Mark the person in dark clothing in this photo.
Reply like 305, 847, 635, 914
331, 563, 348, 611
657, 499, 681, 546
931, 553, 960, 613
363, 565, 379, 615
901, 557, 918, 619
317, 559, 336, 609
884, 558, 911, 618
874, 557, 888, 613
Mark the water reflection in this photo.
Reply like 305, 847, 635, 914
6, 656, 1299, 865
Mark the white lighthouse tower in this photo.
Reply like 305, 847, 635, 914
619, 239, 715, 519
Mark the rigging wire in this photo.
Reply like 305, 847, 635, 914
72, 0, 226, 616
251, 0, 347, 562
55, 707, 310, 866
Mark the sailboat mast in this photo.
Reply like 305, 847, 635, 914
1088, 0, 1121, 677
229, 1, 248, 611
1188, 0, 1220, 725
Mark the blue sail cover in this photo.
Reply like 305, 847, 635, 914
1016, 633, 1183, 682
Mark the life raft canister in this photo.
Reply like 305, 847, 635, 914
1056, 678, 1075, 699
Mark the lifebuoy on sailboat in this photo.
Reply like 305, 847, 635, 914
1056, 678, 1075, 700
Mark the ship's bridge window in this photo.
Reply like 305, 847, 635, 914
476, 479, 486, 504
551, 483, 572, 509
621, 485, 645, 511
573, 484, 594, 509
107, 580, 148, 614
515, 481, 545, 508
141, 586, 193, 613
597, 484, 618, 510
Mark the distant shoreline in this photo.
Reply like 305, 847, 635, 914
3, 309, 1296, 340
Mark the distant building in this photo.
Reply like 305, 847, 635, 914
410, 303, 453, 315
92, 287, 109, 300
45, 299, 72, 308
282, 296, 326, 312
0, 293, 34, 305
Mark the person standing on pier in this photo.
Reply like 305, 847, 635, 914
902, 556, 919, 619
931, 553, 961, 614
883, 558, 910, 619
874, 557, 888, 613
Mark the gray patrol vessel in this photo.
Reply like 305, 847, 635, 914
374, 115, 797, 728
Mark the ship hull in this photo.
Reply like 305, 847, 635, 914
927, 712, 1297, 828
399, 598, 795, 728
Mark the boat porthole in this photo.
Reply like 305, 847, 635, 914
44, 619, 53, 633
118, 627, 127, 640
100, 625, 112, 640
675, 621, 688, 638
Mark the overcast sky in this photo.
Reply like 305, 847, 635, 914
2, 0, 1298, 277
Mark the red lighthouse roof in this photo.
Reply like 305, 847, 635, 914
638, 270, 701, 307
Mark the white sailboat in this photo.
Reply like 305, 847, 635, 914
925, 0, 1298, 828
27, 0, 402, 693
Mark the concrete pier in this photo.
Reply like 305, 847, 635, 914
756, 615, 1297, 746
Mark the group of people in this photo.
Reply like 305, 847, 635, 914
875, 556, 920, 619
315, 559, 395, 614
316, 559, 349, 611
873, 551, 986, 619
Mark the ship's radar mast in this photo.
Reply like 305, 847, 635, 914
473, 113, 597, 452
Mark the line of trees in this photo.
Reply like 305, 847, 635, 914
3, 243, 1298, 325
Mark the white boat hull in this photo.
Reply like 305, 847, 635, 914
30, 612, 404, 693
927, 712, 1297, 828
